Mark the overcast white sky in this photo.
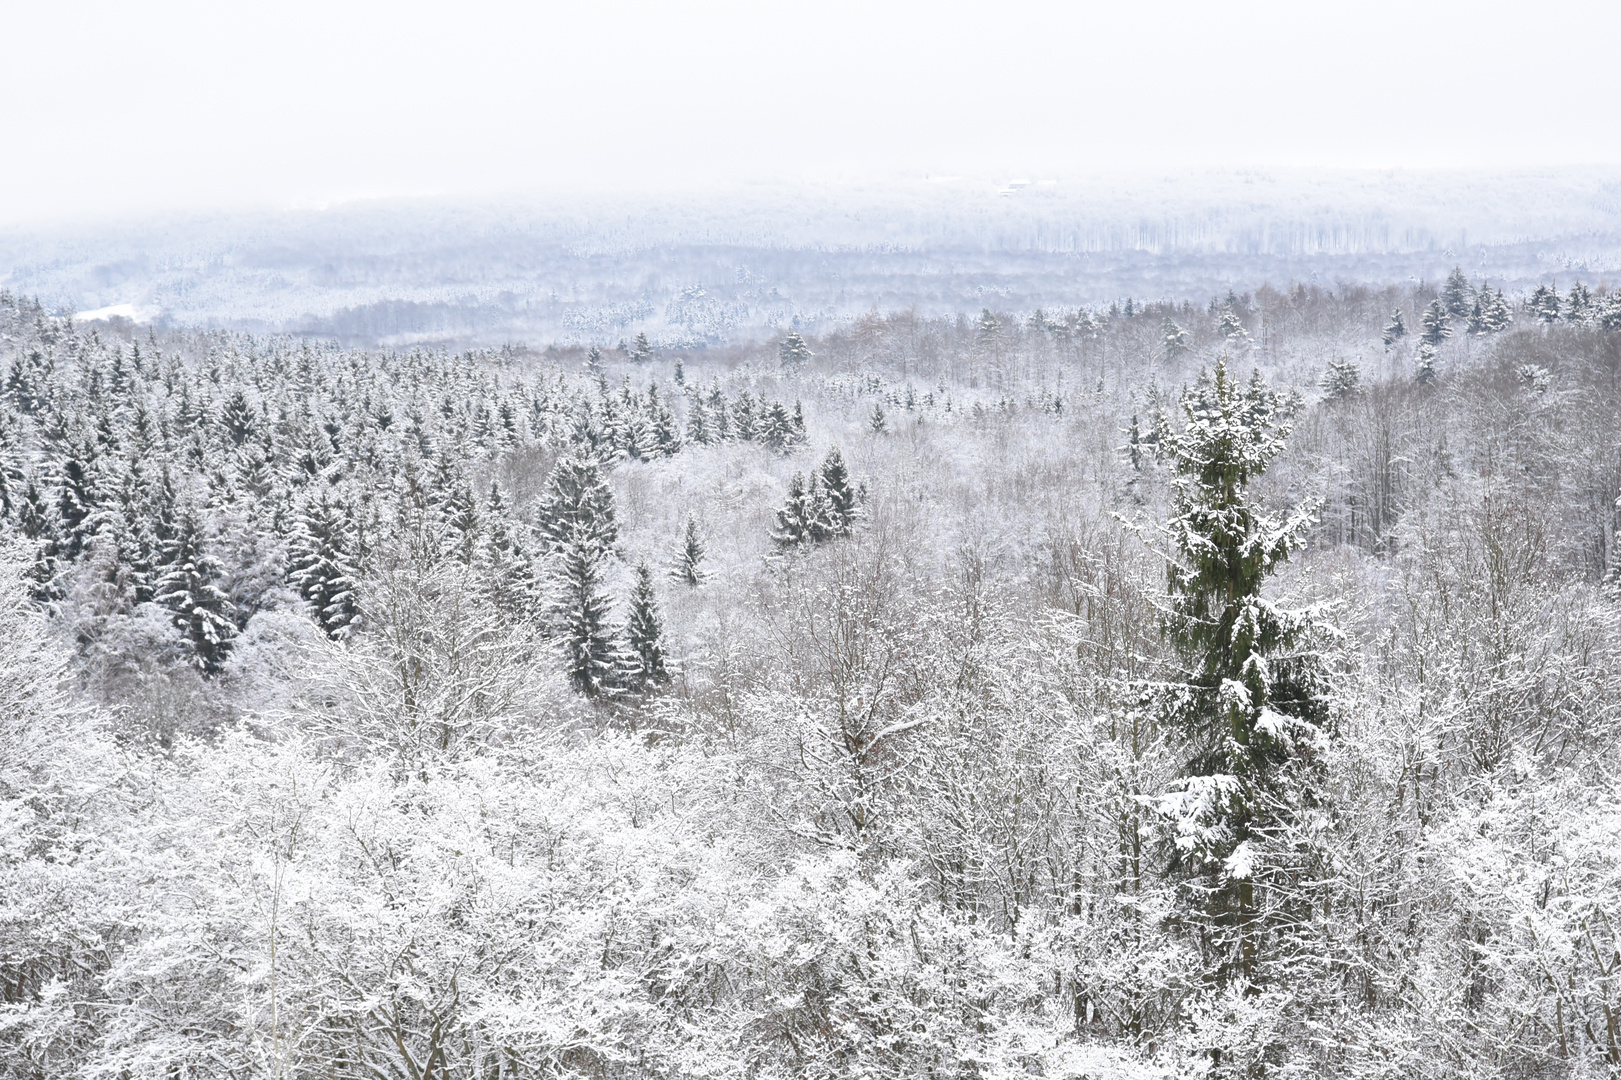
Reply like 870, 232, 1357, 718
5, 0, 1621, 224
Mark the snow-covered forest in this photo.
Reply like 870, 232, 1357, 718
4, 268, 1621, 1079
8, 171, 1621, 348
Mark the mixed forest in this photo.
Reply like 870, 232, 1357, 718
3, 268, 1621, 1079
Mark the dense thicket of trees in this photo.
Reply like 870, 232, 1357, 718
2, 273, 1621, 1078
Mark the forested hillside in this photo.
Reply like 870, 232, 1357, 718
3, 274, 1621, 1078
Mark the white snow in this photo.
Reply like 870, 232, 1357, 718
74, 303, 157, 323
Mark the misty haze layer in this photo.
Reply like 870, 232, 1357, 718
6, 169, 1621, 348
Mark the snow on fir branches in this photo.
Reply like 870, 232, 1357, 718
1151, 356, 1337, 985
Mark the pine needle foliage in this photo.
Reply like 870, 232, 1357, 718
1156, 358, 1334, 982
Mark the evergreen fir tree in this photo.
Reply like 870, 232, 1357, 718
1320, 358, 1361, 401
1123, 414, 1145, 472
1381, 309, 1406, 348
1217, 306, 1250, 344
552, 534, 617, 698
779, 331, 813, 369
868, 401, 887, 436
791, 400, 807, 444
155, 503, 237, 674
619, 561, 670, 694
104, 461, 156, 604
220, 389, 256, 447
1483, 287, 1513, 333
772, 472, 815, 549
670, 514, 706, 587
441, 477, 483, 565
629, 332, 653, 363
287, 488, 360, 639
1157, 359, 1331, 984
649, 395, 682, 457
52, 438, 98, 564
1441, 266, 1474, 319
976, 308, 1000, 347
1566, 282, 1594, 325
481, 482, 541, 619
685, 398, 712, 445
569, 402, 616, 464
1420, 298, 1452, 345
15, 477, 59, 600
818, 447, 858, 538
1531, 283, 1562, 324
708, 386, 733, 442
761, 400, 794, 450
535, 455, 618, 555
733, 392, 759, 442
1599, 292, 1621, 331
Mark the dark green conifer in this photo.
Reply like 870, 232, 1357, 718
288, 488, 360, 639
772, 473, 814, 549
1420, 298, 1452, 345
535, 455, 618, 555
671, 515, 706, 587
1381, 309, 1406, 348
553, 535, 617, 698
482, 483, 541, 618
220, 389, 256, 447
1441, 266, 1474, 319
818, 447, 858, 538
1158, 359, 1331, 983
619, 561, 670, 694
779, 331, 813, 369
155, 503, 237, 674
762, 400, 794, 451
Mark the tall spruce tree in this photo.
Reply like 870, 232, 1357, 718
1566, 282, 1594, 325
762, 400, 794, 451
1483, 287, 1513, 333
481, 482, 541, 619
818, 447, 858, 538
220, 389, 256, 447
779, 331, 813, 369
537, 455, 622, 696
686, 398, 712, 445
1381, 308, 1406, 348
287, 488, 360, 639
535, 455, 618, 555
1157, 359, 1331, 984
619, 561, 670, 694
868, 401, 887, 436
733, 392, 759, 442
52, 436, 98, 564
1217, 306, 1249, 344
1420, 298, 1452, 345
1441, 266, 1474, 318
155, 502, 237, 674
1414, 341, 1439, 385
1531, 283, 1562, 324
772, 472, 816, 549
649, 390, 682, 457
670, 515, 706, 587
1320, 358, 1361, 401
552, 534, 617, 698
15, 476, 59, 601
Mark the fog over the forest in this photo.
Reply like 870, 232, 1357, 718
5, 169, 1621, 348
